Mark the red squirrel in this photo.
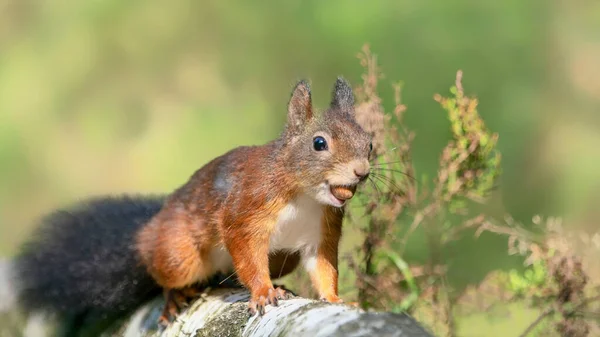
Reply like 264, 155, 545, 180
15, 77, 372, 329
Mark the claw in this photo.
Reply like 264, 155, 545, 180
273, 283, 296, 297
158, 315, 170, 328
157, 286, 203, 325
248, 295, 268, 316
248, 286, 292, 316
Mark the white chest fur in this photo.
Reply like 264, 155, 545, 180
269, 194, 324, 253
207, 194, 324, 277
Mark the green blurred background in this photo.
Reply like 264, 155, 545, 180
1, 0, 599, 300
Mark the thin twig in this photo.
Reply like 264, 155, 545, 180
398, 203, 439, 255
518, 305, 555, 337
518, 295, 600, 337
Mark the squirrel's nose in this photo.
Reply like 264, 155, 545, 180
354, 167, 370, 181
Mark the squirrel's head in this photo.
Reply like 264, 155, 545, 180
282, 77, 372, 208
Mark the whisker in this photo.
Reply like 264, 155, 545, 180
370, 176, 396, 203
371, 168, 416, 181
370, 173, 404, 194
218, 271, 237, 285
366, 178, 379, 199
367, 176, 383, 199
371, 160, 406, 167
369, 147, 398, 162
370, 176, 396, 194
371, 171, 403, 189
278, 253, 289, 279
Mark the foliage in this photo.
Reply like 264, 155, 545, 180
346, 45, 600, 337
433, 70, 501, 213
473, 216, 600, 336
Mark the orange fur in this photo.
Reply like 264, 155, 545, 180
133, 77, 371, 322
309, 206, 343, 302
223, 197, 289, 303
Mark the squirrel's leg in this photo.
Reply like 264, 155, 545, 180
226, 225, 290, 315
303, 209, 343, 303
137, 216, 212, 324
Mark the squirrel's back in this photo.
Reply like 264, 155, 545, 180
15, 195, 164, 317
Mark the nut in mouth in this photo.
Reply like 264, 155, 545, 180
330, 185, 357, 202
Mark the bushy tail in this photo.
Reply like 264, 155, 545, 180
15, 195, 164, 321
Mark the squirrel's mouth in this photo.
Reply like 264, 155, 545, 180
328, 184, 357, 207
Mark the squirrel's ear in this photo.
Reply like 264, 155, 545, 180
330, 76, 355, 116
287, 80, 313, 133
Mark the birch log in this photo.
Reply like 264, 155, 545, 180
109, 288, 434, 337
0, 258, 433, 337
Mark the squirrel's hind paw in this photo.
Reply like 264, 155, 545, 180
272, 283, 296, 298
158, 286, 203, 326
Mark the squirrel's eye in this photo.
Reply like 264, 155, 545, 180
369, 142, 373, 153
313, 136, 328, 151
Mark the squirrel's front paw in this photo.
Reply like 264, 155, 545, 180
248, 287, 291, 316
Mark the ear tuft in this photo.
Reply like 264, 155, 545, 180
287, 80, 313, 135
330, 76, 354, 114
